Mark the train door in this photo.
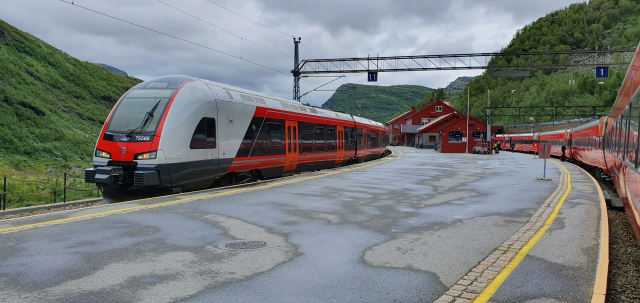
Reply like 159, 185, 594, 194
363, 129, 368, 160
284, 121, 299, 171
336, 126, 345, 164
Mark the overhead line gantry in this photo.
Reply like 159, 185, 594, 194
291, 48, 635, 101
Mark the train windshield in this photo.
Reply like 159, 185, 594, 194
106, 89, 175, 133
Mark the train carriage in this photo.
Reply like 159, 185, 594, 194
603, 43, 640, 243
538, 129, 570, 158
569, 118, 607, 174
85, 75, 387, 196
508, 133, 538, 153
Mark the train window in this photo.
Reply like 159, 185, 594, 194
266, 122, 283, 146
327, 128, 337, 151
315, 127, 326, 152
190, 118, 216, 149
293, 126, 298, 153
631, 100, 640, 167
369, 131, 379, 148
345, 128, 356, 150
205, 118, 216, 148
287, 125, 292, 153
357, 129, 363, 149
106, 89, 175, 133
622, 107, 629, 161
301, 132, 313, 153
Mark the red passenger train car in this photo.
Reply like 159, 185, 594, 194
569, 117, 608, 175
538, 129, 570, 158
507, 133, 539, 153
603, 44, 640, 243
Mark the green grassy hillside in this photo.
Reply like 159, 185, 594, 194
321, 83, 433, 122
451, 0, 639, 125
0, 19, 142, 172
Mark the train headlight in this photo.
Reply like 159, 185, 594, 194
134, 151, 157, 160
95, 149, 111, 159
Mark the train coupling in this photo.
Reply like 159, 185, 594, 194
85, 166, 124, 186
85, 166, 161, 187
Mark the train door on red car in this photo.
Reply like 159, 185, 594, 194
336, 126, 345, 164
284, 121, 299, 171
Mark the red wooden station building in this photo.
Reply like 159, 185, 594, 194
385, 98, 499, 153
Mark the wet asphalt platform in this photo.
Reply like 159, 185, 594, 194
0, 147, 604, 303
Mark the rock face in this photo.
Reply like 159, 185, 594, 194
95, 63, 128, 77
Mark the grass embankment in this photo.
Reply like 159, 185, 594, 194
0, 19, 142, 208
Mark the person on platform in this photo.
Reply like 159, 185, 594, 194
561, 143, 567, 162
511, 142, 515, 153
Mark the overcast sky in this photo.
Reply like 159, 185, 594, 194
2, 0, 582, 106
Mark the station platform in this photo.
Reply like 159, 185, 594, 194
0, 147, 606, 303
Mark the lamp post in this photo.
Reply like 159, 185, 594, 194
597, 82, 604, 107
511, 90, 516, 128
466, 87, 470, 153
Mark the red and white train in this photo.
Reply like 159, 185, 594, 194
496, 44, 640, 243
85, 75, 387, 196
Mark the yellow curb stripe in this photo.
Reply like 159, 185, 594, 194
579, 165, 608, 302
0, 153, 400, 234
474, 160, 571, 303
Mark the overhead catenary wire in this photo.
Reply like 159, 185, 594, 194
58, 0, 292, 77
301, 42, 319, 59
156, 0, 292, 59
203, 0, 295, 38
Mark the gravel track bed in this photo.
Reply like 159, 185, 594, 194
0, 200, 105, 221
606, 208, 640, 302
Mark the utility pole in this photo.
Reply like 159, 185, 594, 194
292, 37, 301, 102
487, 90, 491, 152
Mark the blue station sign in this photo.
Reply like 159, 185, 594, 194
595, 66, 609, 78
368, 71, 378, 82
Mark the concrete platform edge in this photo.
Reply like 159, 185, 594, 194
0, 198, 103, 217
574, 163, 609, 303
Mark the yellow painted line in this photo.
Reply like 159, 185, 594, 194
578, 165, 608, 303
474, 160, 571, 303
0, 152, 400, 234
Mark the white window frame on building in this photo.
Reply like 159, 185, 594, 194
435, 106, 443, 112
420, 118, 433, 125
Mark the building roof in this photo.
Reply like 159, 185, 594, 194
386, 110, 415, 124
404, 99, 452, 120
416, 113, 456, 133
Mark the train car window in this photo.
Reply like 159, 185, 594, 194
301, 132, 313, 153
345, 128, 356, 151
287, 125, 292, 153
106, 89, 175, 133
357, 129, 363, 149
631, 100, 640, 167
189, 118, 207, 149
315, 127, 326, 152
266, 122, 283, 147
293, 126, 298, 153
190, 118, 216, 149
205, 118, 216, 149
617, 118, 623, 157
327, 128, 337, 151
369, 131, 379, 148
622, 108, 629, 161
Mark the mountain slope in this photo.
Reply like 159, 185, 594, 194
321, 83, 433, 122
0, 19, 142, 171
451, 0, 639, 125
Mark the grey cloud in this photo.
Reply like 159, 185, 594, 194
2, 0, 582, 107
